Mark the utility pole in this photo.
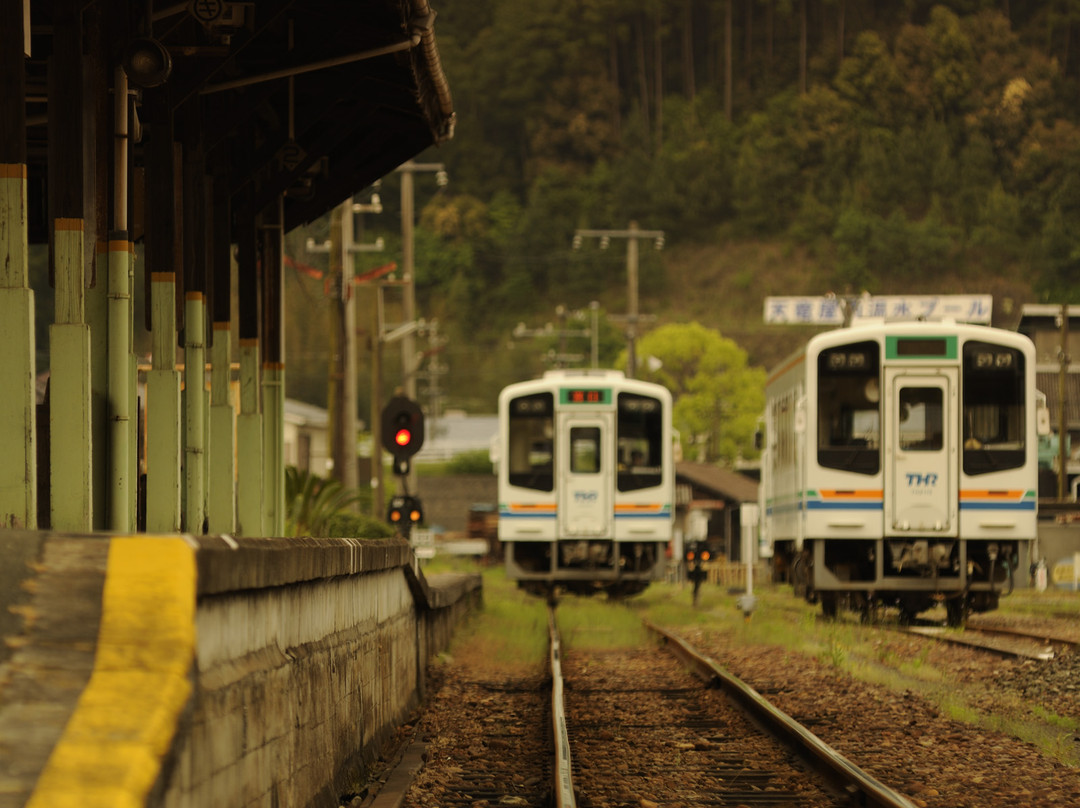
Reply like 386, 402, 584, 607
370, 288, 383, 515
573, 222, 664, 377
397, 160, 447, 401
306, 195, 384, 492
1058, 304, 1071, 501
512, 305, 594, 368
415, 320, 448, 441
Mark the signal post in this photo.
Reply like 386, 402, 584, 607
380, 395, 425, 536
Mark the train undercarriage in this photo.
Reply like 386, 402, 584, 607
778, 537, 1029, 626
506, 539, 664, 598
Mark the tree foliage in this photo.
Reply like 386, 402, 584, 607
284, 1, 1080, 419
621, 322, 765, 464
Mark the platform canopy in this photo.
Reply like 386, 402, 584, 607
22, 0, 455, 239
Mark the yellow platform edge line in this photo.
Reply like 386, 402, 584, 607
27, 536, 197, 808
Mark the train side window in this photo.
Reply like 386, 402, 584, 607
570, 427, 601, 473
963, 342, 1025, 475
508, 393, 554, 491
618, 393, 664, 491
817, 341, 881, 475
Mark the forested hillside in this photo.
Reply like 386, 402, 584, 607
284, 1, 1080, 419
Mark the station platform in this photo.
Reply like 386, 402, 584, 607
0, 531, 480, 808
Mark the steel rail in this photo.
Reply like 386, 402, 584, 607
644, 620, 919, 808
901, 625, 1057, 660
964, 622, 1079, 649
549, 605, 576, 808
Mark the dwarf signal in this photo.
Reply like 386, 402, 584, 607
387, 495, 424, 537
685, 542, 710, 605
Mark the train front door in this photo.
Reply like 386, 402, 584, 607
884, 370, 959, 537
557, 413, 614, 539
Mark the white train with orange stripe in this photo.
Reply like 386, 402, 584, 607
761, 320, 1041, 624
496, 370, 674, 597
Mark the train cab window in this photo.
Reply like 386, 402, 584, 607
618, 393, 664, 491
570, 427, 601, 473
508, 393, 554, 491
817, 341, 881, 475
898, 388, 943, 451
963, 342, 1025, 475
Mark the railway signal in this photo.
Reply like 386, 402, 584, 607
381, 396, 424, 475
387, 495, 424, 536
686, 542, 710, 605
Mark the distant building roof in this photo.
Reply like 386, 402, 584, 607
676, 461, 759, 504
285, 398, 329, 428
1018, 304, 1080, 320
415, 413, 499, 462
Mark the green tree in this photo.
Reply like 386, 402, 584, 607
834, 30, 907, 128
620, 322, 765, 464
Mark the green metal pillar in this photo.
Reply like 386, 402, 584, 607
50, 220, 93, 531
262, 363, 284, 536
0, 0, 34, 528
83, 7, 110, 531
144, 124, 182, 533
182, 146, 209, 534
88, 243, 109, 530
0, 166, 35, 529
207, 174, 235, 533
237, 338, 263, 536
107, 237, 133, 531
184, 291, 206, 532
107, 66, 134, 532
261, 201, 285, 537
208, 321, 235, 533
236, 217, 263, 536
146, 271, 181, 532
47, 3, 92, 531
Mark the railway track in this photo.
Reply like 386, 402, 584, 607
374, 606, 920, 808
900, 623, 1078, 660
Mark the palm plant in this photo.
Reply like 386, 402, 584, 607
284, 466, 364, 537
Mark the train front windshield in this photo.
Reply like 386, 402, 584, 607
962, 341, 1026, 474
507, 393, 554, 491
814, 337, 1027, 477
506, 388, 665, 492
617, 393, 664, 491
817, 341, 881, 475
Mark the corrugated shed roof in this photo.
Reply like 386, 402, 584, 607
676, 461, 759, 503
1035, 372, 1080, 429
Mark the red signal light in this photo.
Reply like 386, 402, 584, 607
395, 428, 412, 447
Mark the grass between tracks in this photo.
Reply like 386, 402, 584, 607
422, 556, 1080, 767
